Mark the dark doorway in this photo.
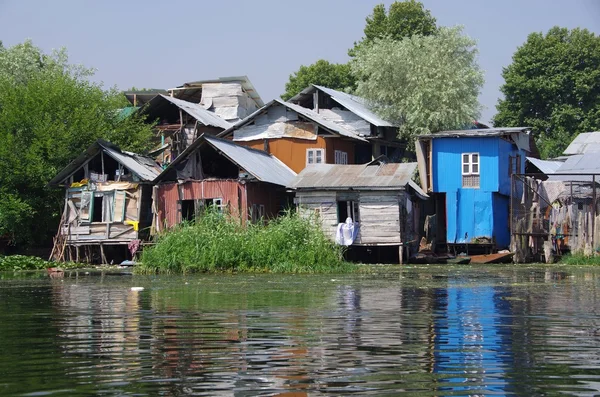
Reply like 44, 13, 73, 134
92, 196, 103, 223
181, 200, 196, 222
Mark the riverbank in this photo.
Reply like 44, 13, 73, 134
137, 211, 354, 274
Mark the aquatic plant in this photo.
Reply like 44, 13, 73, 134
137, 210, 353, 274
0, 255, 86, 271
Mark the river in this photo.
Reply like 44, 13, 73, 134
0, 264, 599, 396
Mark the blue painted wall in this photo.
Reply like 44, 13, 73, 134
431, 136, 524, 248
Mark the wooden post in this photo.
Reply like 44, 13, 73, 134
101, 151, 105, 179
398, 245, 403, 265
100, 243, 106, 264
75, 246, 80, 263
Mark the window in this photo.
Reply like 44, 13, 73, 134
462, 153, 480, 188
337, 201, 359, 223
509, 154, 521, 177
251, 204, 265, 223
306, 148, 325, 165
334, 150, 348, 164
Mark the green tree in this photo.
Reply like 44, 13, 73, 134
494, 27, 600, 159
351, 26, 484, 138
282, 1, 438, 101
281, 60, 355, 101
0, 40, 154, 246
349, 1, 438, 57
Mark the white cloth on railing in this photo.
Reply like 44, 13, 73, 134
335, 217, 359, 246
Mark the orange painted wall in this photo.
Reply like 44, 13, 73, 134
238, 137, 357, 173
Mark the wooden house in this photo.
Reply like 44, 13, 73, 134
137, 76, 263, 165
289, 85, 408, 161
153, 134, 296, 231
416, 128, 531, 252
48, 140, 162, 263
217, 85, 406, 174
289, 161, 428, 263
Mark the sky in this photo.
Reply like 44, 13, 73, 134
0, 0, 599, 124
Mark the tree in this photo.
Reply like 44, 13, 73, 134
494, 27, 600, 159
281, 60, 356, 101
351, 26, 484, 138
0, 41, 154, 246
349, 1, 438, 57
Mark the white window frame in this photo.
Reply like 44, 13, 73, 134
334, 150, 348, 164
306, 148, 325, 165
462, 153, 480, 175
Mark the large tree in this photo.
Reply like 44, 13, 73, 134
349, 0, 437, 57
494, 27, 600, 159
281, 60, 355, 101
282, 1, 437, 101
351, 26, 484, 138
0, 41, 154, 246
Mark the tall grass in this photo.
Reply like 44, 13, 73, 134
137, 210, 354, 274
560, 253, 600, 266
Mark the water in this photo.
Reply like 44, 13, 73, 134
1, 265, 600, 396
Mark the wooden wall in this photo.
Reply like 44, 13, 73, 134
297, 190, 407, 245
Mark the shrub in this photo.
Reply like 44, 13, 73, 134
138, 210, 352, 274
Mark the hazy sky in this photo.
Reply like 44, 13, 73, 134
1, 0, 599, 124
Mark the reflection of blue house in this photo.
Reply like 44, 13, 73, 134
416, 128, 531, 250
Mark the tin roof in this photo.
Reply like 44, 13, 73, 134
217, 99, 368, 142
48, 140, 162, 186
549, 153, 600, 182
156, 135, 296, 187
289, 85, 395, 128
418, 127, 531, 139
169, 76, 264, 108
290, 162, 427, 197
563, 132, 600, 155
148, 95, 233, 129
526, 157, 563, 175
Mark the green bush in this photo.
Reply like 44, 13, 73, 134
560, 253, 600, 266
0, 255, 87, 271
138, 210, 353, 274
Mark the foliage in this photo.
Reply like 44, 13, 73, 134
138, 209, 353, 274
282, 1, 436, 100
0, 255, 84, 271
559, 253, 600, 266
351, 26, 484, 138
349, 0, 438, 57
0, 40, 154, 246
281, 60, 356, 101
494, 27, 600, 159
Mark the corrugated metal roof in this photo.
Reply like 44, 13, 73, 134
217, 99, 368, 142
418, 127, 531, 139
549, 154, 600, 182
204, 136, 296, 186
170, 76, 264, 107
563, 132, 600, 155
290, 162, 421, 191
313, 85, 395, 128
289, 85, 396, 128
157, 95, 232, 129
156, 135, 296, 187
48, 140, 162, 186
526, 157, 563, 175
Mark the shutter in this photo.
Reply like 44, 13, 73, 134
80, 191, 93, 221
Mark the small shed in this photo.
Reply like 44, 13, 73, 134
48, 140, 162, 263
416, 127, 531, 252
289, 161, 428, 263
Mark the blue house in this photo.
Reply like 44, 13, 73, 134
416, 128, 531, 250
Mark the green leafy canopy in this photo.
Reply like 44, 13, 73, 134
351, 26, 484, 138
0, 40, 154, 246
494, 27, 600, 159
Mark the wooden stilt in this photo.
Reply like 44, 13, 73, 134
100, 243, 107, 265
75, 246, 80, 263
399, 245, 403, 265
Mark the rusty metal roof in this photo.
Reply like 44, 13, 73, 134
418, 127, 531, 139
290, 162, 426, 196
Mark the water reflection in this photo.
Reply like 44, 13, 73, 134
0, 267, 600, 395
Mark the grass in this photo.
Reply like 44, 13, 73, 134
137, 209, 355, 274
559, 252, 600, 266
